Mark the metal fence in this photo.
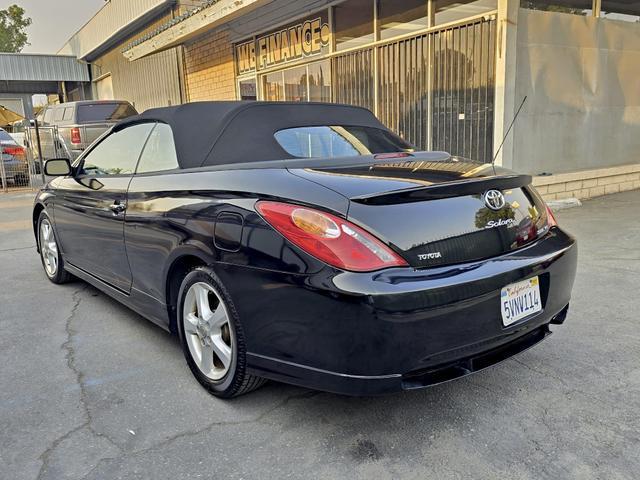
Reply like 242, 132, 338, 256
332, 48, 375, 112
0, 125, 68, 193
0, 123, 99, 193
430, 19, 496, 163
1, 132, 40, 193
332, 15, 497, 163
0, 144, 29, 192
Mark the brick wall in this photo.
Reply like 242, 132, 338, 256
533, 164, 640, 202
183, 27, 236, 101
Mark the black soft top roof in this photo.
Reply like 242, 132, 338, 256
116, 101, 389, 169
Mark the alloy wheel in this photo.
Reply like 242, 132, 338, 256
39, 219, 58, 276
182, 282, 234, 381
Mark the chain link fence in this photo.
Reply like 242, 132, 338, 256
0, 140, 32, 192
1, 125, 69, 193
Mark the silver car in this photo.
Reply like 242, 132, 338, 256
0, 128, 29, 187
33, 100, 137, 160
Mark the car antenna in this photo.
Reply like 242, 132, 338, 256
492, 95, 527, 167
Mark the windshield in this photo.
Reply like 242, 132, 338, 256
274, 126, 413, 158
77, 103, 137, 123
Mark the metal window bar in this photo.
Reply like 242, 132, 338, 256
331, 16, 496, 163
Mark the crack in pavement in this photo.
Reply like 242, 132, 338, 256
34, 423, 89, 480
135, 389, 319, 453
510, 357, 625, 410
468, 378, 575, 478
36, 286, 123, 480
35, 282, 320, 480
79, 390, 321, 479
0, 245, 35, 253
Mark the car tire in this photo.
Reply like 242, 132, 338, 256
37, 210, 72, 284
177, 266, 266, 398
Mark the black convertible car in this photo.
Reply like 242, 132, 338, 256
34, 102, 577, 398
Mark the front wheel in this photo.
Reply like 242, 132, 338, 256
37, 211, 71, 284
177, 267, 266, 398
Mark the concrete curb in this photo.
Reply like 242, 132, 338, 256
547, 198, 582, 212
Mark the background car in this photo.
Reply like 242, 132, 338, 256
0, 128, 28, 187
31, 100, 138, 161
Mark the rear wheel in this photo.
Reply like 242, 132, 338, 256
177, 267, 266, 398
38, 211, 71, 284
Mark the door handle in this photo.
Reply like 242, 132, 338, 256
109, 201, 127, 215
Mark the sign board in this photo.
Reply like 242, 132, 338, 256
236, 12, 330, 75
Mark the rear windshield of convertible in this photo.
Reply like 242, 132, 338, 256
274, 126, 413, 158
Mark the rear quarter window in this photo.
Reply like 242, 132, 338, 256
53, 108, 65, 122
77, 103, 137, 123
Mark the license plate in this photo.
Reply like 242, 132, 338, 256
501, 277, 542, 326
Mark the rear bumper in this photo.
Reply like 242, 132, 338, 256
219, 228, 577, 395
248, 320, 560, 395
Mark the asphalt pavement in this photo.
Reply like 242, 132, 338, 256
0, 189, 638, 480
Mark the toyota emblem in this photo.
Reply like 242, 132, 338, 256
483, 190, 506, 211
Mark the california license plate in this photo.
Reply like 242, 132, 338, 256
501, 277, 542, 326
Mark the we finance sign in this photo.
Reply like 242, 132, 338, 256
235, 14, 330, 74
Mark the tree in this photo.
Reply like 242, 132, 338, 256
0, 5, 32, 53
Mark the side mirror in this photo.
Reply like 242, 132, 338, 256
44, 158, 72, 176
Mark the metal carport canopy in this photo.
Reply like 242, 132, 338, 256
0, 53, 89, 94
0, 53, 89, 82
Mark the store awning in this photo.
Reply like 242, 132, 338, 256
122, 0, 267, 61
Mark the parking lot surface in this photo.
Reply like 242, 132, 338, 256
1, 190, 638, 480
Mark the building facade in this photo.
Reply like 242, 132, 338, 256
115, 0, 640, 199
59, 0, 195, 112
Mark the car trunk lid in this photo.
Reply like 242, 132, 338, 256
289, 154, 549, 268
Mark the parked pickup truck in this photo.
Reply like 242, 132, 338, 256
32, 100, 138, 161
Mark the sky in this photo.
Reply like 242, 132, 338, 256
0, 0, 106, 54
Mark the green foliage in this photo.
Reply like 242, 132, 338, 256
0, 5, 32, 53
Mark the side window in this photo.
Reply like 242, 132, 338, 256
136, 123, 179, 173
43, 109, 53, 124
53, 108, 64, 122
80, 123, 154, 176
63, 107, 74, 121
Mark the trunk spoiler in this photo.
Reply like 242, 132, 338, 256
350, 174, 532, 205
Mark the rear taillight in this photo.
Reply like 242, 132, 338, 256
2, 146, 25, 158
256, 201, 408, 272
545, 205, 558, 228
70, 127, 81, 144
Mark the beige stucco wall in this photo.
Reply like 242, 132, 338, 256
511, 9, 640, 175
